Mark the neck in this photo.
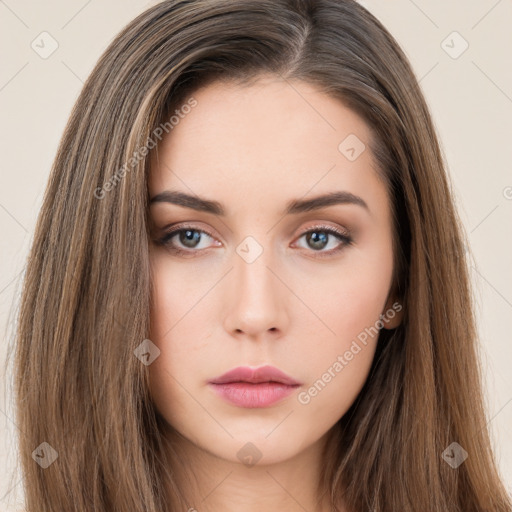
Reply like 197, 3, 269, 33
161, 426, 336, 512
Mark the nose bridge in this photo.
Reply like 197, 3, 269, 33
224, 234, 288, 337
236, 241, 274, 297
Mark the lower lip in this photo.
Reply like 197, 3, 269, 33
208, 382, 299, 408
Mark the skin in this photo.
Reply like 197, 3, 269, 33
147, 75, 403, 512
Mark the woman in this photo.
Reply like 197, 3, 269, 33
12, 0, 511, 510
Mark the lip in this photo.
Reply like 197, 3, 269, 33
209, 365, 302, 386
208, 365, 302, 408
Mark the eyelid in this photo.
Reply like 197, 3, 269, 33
290, 223, 353, 257
293, 222, 351, 240
156, 222, 220, 250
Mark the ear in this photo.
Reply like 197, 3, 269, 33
380, 294, 404, 330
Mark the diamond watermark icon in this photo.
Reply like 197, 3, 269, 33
338, 133, 366, 162
31, 31, 59, 59
236, 236, 263, 264
236, 442, 263, 467
442, 441, 468, 468
441, 31, 469, 60
32, 442, 59, 468
134, 338, 161, 366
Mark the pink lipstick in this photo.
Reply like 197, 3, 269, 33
208, 365, 301, 408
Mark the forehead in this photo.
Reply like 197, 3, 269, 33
149, 76, 384, 216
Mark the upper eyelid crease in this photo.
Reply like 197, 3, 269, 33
149, 190, 370, 216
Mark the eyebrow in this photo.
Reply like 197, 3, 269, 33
149, 190, 369, 216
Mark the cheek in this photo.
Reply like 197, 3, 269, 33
296, 284, 383, 401
149, 253, 212, 336
148, 263, 201, 373
147, 258, 189, 412
148, 254, 224, 427
293, 247, 393, 416
295, 343, 377, 440
301, 246, 393, 348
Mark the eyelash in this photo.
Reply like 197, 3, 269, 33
155, 224, 353, 258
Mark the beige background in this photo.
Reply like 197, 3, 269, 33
1, 0, 511, 509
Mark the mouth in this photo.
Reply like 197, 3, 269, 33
208, 365, 302, 408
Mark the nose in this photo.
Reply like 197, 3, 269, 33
223, 245, 290, 340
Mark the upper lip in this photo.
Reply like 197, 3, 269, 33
209, 365, 301, 386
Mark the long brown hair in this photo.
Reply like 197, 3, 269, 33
9, 0, 510, 510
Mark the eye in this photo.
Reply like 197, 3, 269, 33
293, 225, 353, 257
154, 223, 353, 258
155, 225, 219, 257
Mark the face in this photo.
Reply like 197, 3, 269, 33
147, 75, 402, 466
